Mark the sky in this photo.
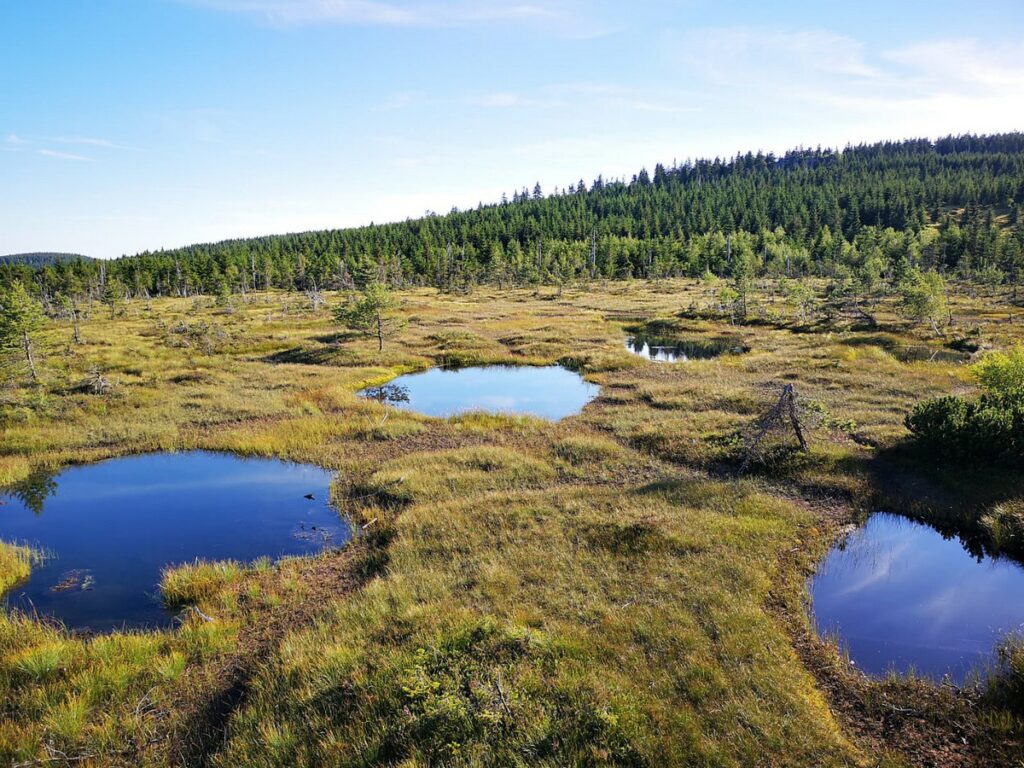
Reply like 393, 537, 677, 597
2, 1, 1023, 259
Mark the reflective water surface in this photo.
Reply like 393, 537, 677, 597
810, 513, 1024, 683
0, 452, 347, 632
624, 336, 736, 362
892, 345, 971, 364
361, 365, 600, 420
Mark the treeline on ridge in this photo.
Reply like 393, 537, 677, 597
3, 133, 1024, 300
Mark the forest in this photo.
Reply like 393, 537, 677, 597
3, 134, 1024, 301
0, 253, 92, 268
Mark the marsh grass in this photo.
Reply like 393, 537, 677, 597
161, 560, 251, 608
0, 540, 37, 593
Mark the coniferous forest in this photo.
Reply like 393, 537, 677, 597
4, 134, 1024, 300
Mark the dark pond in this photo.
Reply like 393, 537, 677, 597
0, 452, 348, 632
892, 345, 970, 364
624, 336, 736, 362
361, 365, 600, 420
810, 513, 1024, 683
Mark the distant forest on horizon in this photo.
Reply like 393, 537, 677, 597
3, 133, 1024, 298
0, 253, 92, 267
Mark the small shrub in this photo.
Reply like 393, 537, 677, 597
905, 348, 1024, 464
974, 347, 1024, 398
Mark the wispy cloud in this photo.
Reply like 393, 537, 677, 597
51, 136, 141, 151
470, 92, 536, 108
177, 0, 607, 36
38, 149, 96, 162
883, 38, 1024, 92
182, 0, 419, 25
374, 90, 430, 111
664, 27, 1024, 136
465, 83, 702, 115
670, 27, 881, 88
6, 134, 28, 145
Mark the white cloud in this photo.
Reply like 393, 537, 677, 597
664, 26, 1024, 140
883, 39, 1024, 92
38, 149, 95, 162
673, 27, 880, 85
6, 134, 27, 145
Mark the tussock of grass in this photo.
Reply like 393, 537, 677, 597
0, 540, 35, 593
553, 434, 627, 465
987, 634, 1024, 717
161, 560, 249, 607
358, 445, 556, 506
983, 501, 1024, 557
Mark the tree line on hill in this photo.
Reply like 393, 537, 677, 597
0, 253, 92, 268
2, 133, 1024, 306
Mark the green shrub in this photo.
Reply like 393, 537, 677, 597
905, 348, 1024, 464
974, 347, 1024, 398
905, 393, 1024, 464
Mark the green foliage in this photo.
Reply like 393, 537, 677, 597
101, 277, 125, 318
161, 560, 247, 607
333, 283, 402, 351
974, 347, 1024, 398
782, 279, 818, 321
897, 269, 947, 327
982, 501, 1024, 556
905, 395, 1024, 466
0, 280, 44, 381
906, 347, 1024, 463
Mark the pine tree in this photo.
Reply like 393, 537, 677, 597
0, 281, 45, 381
333, 283, 403, 352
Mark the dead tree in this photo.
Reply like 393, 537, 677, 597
740, 384, 809, 472
84, 366, 113, 395
304, 280, 325, 311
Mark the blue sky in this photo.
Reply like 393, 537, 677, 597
2, 0, 1023, 258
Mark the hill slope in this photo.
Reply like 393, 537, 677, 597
0, 252, 92, 267
2, 133, 1023, 295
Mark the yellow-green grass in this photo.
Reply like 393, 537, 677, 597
0, 541, 35, 593
0, 280, 1022, 765
214, 479, 861, 767
161, 560, 251, 608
